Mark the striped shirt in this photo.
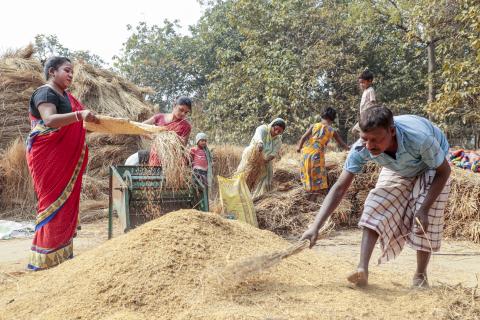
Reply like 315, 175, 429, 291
344, 115, 449, 177
190, 146, 209, 171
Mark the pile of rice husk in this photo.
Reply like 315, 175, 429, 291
0, 45, 154, 220
0, 210, 478, 320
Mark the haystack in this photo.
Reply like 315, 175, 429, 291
0, 138, 111, 220
86, 133, 142, 177
253, 150, 368, 237
444, 168, 480, 243
0, 45, 43, 151
0, 210, 477, 320
70, 62, 153, 121
0, 44, 153, 150
210, 144, 243, 194
254, 185, 353, 237
0, 138, 35, 219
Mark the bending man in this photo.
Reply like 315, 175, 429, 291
301, 105, 451, 288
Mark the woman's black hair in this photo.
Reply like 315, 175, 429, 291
175, 96, 192, 110
321, 107, 337, 122
359, 105, 394, 132
271, 118, 286, 130
44, 56, 71, 80
358, 69, 374, 81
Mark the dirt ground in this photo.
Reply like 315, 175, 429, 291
0, 217, 121, 274
1, 218, 478, 288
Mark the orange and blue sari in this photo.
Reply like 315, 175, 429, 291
300, 123, 334, 193
26, 93, 88, 270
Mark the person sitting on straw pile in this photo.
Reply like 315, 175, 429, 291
125, 96, 192, 165
190, 133, 213, 211
236, 118, 286, 199
301, 105, 451, 288
296, 107, 349, 201
26, 56, 99, 271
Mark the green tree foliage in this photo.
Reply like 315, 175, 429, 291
34, 34, 106, 67
114, 0, 478, 146
428, 0, 480, 147
113, 21, 201, 111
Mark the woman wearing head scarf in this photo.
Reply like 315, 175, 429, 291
236, 118, 286, 198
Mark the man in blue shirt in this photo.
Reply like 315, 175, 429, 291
301, 105, 451, 288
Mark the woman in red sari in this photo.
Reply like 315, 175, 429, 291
124, 96, 192, 165
27, 57, 98, 270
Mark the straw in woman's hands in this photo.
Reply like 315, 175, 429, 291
151, 132, 192, 190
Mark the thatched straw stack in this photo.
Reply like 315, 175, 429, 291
0, 45, 153, 149
86, 133, 142, 177
444, 168, 480, 243
209, 144, 243, 199
70, 62, 153, 121
211, 145, 243, 179
0, 138, 36, 219
0, 45, 44, 151
254, 150, 355, 237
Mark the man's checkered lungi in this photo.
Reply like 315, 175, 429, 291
359, 168, 451, 264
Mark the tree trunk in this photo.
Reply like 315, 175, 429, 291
338, 114, 348, 144
427, 38, 436, 104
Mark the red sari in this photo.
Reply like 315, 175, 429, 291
26, 92, 88, 270
148, 113, 191, 166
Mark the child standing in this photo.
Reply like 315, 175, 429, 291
359, 69, 376, 113
352, 70, 376, 133
190, 132, 213, 211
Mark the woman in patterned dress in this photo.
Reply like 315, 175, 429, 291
296, 107, 349, 201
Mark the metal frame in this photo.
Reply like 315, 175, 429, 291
108, 165, 208, 239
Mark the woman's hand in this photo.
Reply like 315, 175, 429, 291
142, 134, 154, 140
81, 110, 100, 123
296, 146, 302, 153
